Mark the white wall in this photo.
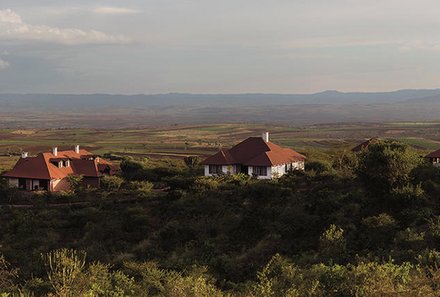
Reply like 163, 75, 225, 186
292, 161, 305, 171
7, 178, 18, 188
205, 161, 305, 179
248, 166, 272, 179
204, 165, 237, 177
270, 161, 305, 178
271, 164, 286, 179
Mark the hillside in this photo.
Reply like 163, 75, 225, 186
0, 141, 439, 296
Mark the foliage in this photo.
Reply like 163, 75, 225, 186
0, 255, 19, 293
0, 140, 439, 296
319, 224, 346, 263
357, 141, 421, 198
42, 249, 87, 296
66, 174, 83, 194
129, 181, 154, 197
331, 149, 358, 174
253, 254, 440, 297
184, 156, 203, 168
101, 175, 124, 192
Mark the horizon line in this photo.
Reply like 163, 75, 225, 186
1, 87, 440, 97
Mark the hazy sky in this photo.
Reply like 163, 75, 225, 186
1, 0, 440, 94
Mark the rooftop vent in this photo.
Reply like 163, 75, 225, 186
52, 147, 58, 156
21, 152, 28, 159
75, 145, 80, 154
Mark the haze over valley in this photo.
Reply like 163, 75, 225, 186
1, 89, 440, 128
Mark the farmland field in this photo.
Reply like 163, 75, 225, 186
1, 121, 440, 171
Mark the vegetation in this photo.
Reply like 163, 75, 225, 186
0, 140, 439, 296
1, 122, 440, 170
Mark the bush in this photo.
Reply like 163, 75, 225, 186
129, 181, 154, 198
306, 161, 333, 174
101, 175, 124, 192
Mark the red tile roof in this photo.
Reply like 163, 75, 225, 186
2, 149, 115, 180
202, 137, 305, 167
425, 149, 440, 158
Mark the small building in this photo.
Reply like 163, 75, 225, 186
425, 149, 440, 167
202, 132, 305, 179
2, 145, 116, 191
351, 137, 380, 153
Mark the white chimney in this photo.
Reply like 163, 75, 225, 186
74, 145, 80, 154
52, 147, 58, 156
21, 152, 28, 159
262, 132, 269, 142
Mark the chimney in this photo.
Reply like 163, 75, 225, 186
21, 152, 28, 159
74, 145, 80, 154
262, 132, 269, 142
52, 147, 58, 156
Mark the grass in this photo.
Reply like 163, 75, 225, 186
0, 156, 18, 172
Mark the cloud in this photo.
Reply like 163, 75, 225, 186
94, 6, 142, 15
0, 58, 10, 70
398, 41, 440, 52
0, 9, 130, 45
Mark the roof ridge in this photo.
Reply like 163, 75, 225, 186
41, 153, 56, 179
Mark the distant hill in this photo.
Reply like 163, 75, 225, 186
1, 89, 440, 109
1, 89, 440, 128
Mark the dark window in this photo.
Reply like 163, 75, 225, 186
39, 180, 48, 191
209, 165, 222, 174
18, 178, 26, 189
253, 166, 267, 176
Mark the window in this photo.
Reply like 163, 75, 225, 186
253, 166, 267, 176
209, 165, 222, 174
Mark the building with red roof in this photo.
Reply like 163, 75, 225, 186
425, 149, 440, 167
202, 132, 305, 179
2, 145, 116, 191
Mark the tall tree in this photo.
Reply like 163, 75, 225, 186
357, 141, 421, 198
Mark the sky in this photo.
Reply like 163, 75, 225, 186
1, 0, 440, 94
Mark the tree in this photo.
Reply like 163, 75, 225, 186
42, 249, 86, 296
332, 149, 358, 174
67, 174, 83, 194
357, 141, 421, 198
101, 175, 124, 192
120, 157, 145, 180
184, 156, 202, 168
319, 224, 347, 263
